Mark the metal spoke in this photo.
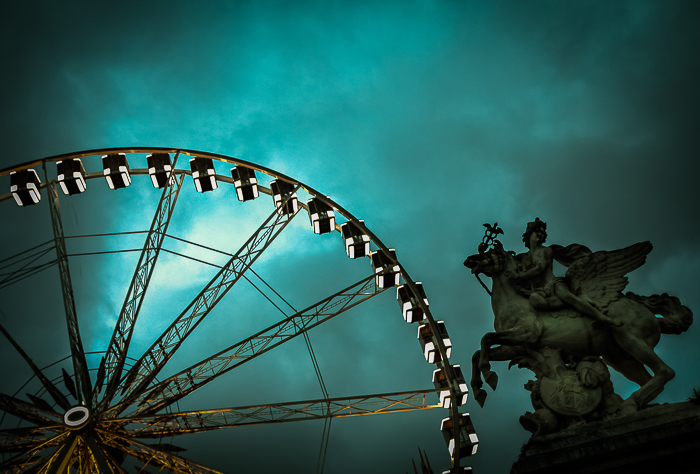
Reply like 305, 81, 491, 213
1, 150, 455, 472
44, 433, 78, 474
97, 430, 224, 474
0, 322, 71, 410
124, 274, 386, 417
0, 427, 57, 453
66, 436, 86, 473
112, 188, 301, 413
83, 433, 118, 474
102, 448, 129, 474
96, 156, 185, 409
0, 452, 49, 473
44, 163, 91, 404
0, 392, 62, 427
116, 390, 439, 438
0, 431, 68, 469
0, 436, 51, 454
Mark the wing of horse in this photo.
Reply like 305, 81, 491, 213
565, 241, 653, 311
550, 243, 593, 267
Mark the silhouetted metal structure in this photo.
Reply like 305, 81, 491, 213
0, 148, 473, 472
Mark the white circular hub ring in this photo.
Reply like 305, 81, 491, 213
64, 406, 90, 429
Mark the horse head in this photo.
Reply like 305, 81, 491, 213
463, 242, 514, 278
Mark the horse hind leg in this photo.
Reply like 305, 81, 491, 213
602, 353, 652, 387
614, 334, 675, 415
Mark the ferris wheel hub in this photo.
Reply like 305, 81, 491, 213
63, 405, 91, 430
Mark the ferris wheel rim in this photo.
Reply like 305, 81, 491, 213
0, 147, 466, 472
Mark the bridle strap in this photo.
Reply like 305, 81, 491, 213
475, 272, 492, 296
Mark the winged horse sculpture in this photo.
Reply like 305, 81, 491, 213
464, 221, 692, 419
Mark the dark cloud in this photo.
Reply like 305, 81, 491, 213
1, 1, 699, 473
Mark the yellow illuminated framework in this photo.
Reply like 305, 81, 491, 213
0, 147, 473, 473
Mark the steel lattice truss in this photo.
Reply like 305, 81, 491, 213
44, 172, 92, 406
95, 153, 185, 411
0, 148, 464, 473
116, 390, 439, 438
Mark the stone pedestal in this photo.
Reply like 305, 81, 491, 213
511, 401, 700, 474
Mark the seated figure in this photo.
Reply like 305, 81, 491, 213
508, 218, 623, 326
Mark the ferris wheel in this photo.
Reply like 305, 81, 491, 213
0, 148, 476, 473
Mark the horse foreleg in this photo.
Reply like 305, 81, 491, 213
474, 342, 529, 406
478, 332, 500, 391
479, 327, 538, 392
471, 350, 488, 407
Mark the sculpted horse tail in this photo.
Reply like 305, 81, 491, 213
626, 292, 693, 335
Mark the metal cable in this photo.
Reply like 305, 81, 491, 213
0, 261, 58, 290
152, 235, 332, 399
164, 233, 233, 256
66, 249, 142, 257
4, 228, 336, 469
244, 266, 332, 472
163, 238, 333, 404
321, 415, 332, 473
0, 240, 54, 267
157, 248, 223, 269
316, 414, 332, 474
63, 230, 150, 239
245, 268, 330, 399
0, 246, 55, 280
151, 248, 292, 319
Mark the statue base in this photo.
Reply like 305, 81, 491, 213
510, 401, 700, 474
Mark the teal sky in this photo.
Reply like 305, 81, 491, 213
1, 1, 699, 473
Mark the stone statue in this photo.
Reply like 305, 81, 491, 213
463, 220, 693, 435
511, 218, 622, 327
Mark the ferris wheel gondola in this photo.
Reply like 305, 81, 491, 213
0, 147, 474, 473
